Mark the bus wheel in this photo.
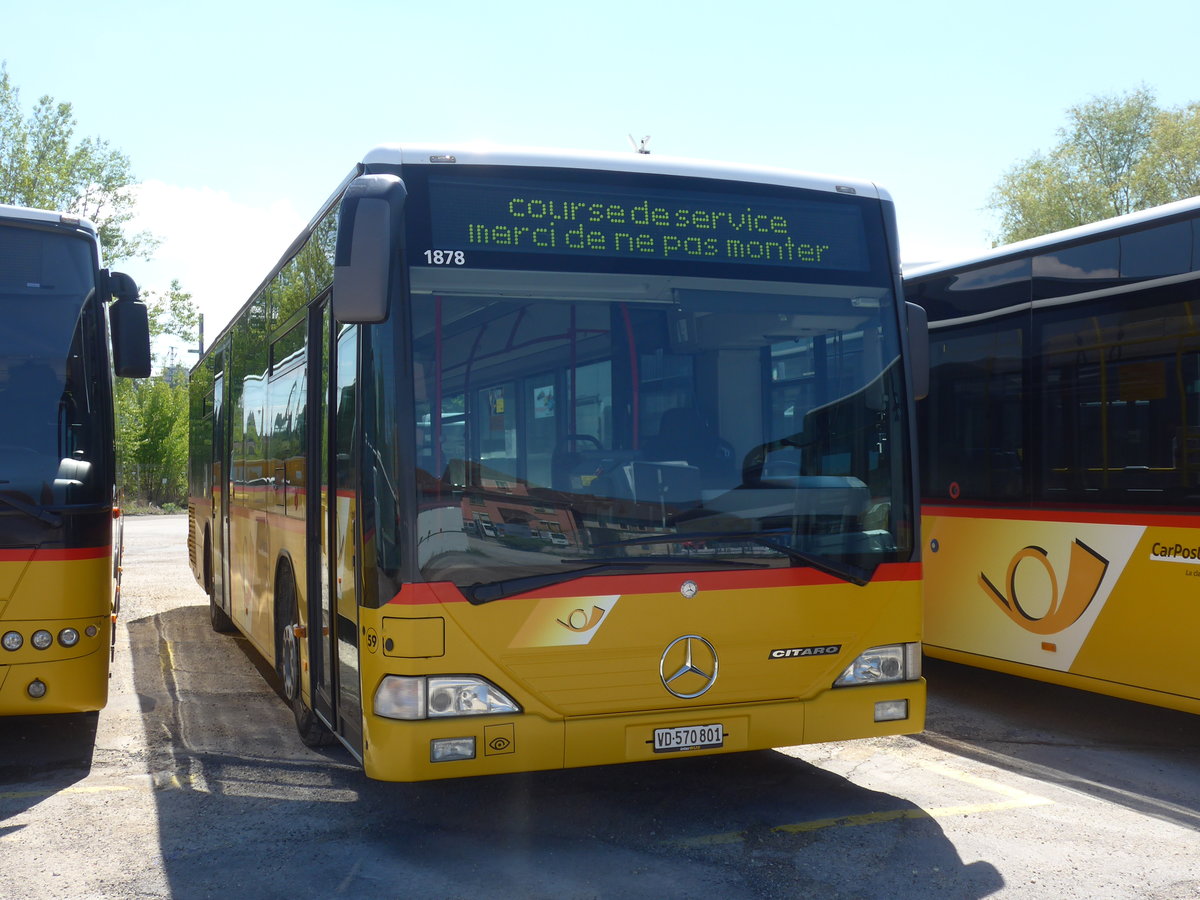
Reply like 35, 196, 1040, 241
206, 532, 235, 634
275, 563, 335, 747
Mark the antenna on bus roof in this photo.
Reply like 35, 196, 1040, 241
628, 134, 651, 155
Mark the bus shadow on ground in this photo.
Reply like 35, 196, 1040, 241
0, 711, 97, 836
920, 657, 1200, 831
127, 604, 1003, 900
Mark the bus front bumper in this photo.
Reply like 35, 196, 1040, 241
362, 680, 925, 782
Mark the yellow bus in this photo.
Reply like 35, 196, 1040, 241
188, 145, 927, 781
0, 203, 150, 714
907, 196, 1200, 714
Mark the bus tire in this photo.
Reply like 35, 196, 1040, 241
275, 562, 335, 747
206, 531, 236, 634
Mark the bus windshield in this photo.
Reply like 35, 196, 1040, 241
409, 269, 911, 596
0, 224, 106, 512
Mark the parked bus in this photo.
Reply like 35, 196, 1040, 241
0, 204, 150, 715
188, 145, 927, 781
907, 196, 1200, 714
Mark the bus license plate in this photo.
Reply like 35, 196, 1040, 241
653, 723, 724, 753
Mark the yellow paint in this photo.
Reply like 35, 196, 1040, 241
0, 554, 113, 715
359, 577, 925, 782
0, 783, 133, 801
678, 754, 1051, 847
192, 492, 925, 782
382, 617, 445, 658
924, 510, 1200, 713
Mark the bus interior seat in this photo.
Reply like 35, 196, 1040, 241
644, 407, 735, 488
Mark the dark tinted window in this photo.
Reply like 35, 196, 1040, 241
1038, 279, 1200, 506
909, 258, 1031, 322
1033, 238, 1119, 300
1120, 221, 1191, 279
920, 318, 1027, 503
0, 226, 110, 507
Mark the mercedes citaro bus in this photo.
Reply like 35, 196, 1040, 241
188, 144, 928, 781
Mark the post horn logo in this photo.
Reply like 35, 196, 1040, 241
978, 539, 1109, 635
557, 605, 606, 633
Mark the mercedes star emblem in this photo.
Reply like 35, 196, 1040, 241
659, 634, 719, 699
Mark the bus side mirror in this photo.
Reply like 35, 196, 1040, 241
107, 271, 152, 378
906, 302, 929, 401
108, 270, 139, 304
333, 174, 407, 324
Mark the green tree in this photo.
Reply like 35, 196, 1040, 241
115, 282, 199, 508
1139, 101, 1200, 206
117, 376, 190, 508
989, 87, 1200, 244
147, 278, 201, 346
0, 62, 156, 262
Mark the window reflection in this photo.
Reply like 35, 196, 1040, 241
920, 322, 1026, 503
0, 227, 105, 507
1040, 284, 1200, 502
409, 274, 911, 588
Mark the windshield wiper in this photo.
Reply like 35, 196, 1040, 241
745, 536, 874, 586
565, 555, 767, 569
596, 531, 874, 586
462, 555, 766, 605
0, 492, 62, 527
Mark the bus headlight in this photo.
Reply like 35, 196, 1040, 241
374, 675, 520, 721
58, 628, 80, 648
427, 677, 520, 718
374, 676, 426, 720
834, 643, 921, 686
2, 631, 22, 651
31, 630, 53, 651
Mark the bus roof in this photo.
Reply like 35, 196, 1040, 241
905, 194, 1200, 281
195, 144, 898, 372
361, 143, 890, 202
0, 203, 97, 234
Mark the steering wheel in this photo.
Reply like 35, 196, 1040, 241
551, 434, 603, 490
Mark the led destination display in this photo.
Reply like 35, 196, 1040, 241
423, 175, 873, 273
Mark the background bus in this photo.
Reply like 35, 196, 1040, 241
0, 204, 150, 715
907, 196, 1200, 714
188, 145, 927, 782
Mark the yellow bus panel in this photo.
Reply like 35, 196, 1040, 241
357, 571, 924, 782
0, 553, 113, 715
924, 506, 1200, 714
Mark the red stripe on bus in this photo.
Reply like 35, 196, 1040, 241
923, 504, 1200, 529
0, 546, 110, 562
386, 561, 920, 605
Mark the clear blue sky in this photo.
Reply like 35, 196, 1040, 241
5, 0, 1198, 341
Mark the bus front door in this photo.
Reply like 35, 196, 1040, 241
305, 302, 364, 756
331, 322, 363, 753
306, 303, 335, 731
211, 355, 231, 621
